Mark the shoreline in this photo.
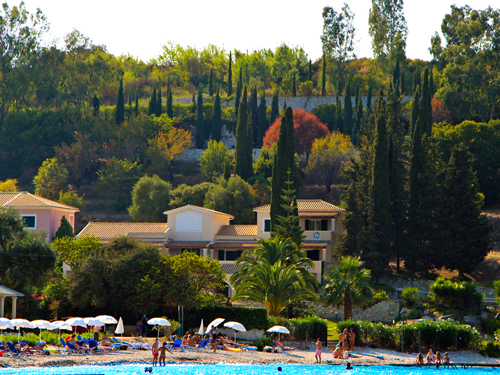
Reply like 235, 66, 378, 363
2, 346, 500, 368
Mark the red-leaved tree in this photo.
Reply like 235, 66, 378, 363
262, 109, 330, 160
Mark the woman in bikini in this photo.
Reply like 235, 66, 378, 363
158, 342, 173, 366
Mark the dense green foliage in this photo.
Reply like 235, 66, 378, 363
54, 216, 75, 239
185, 306, 269, 331
430, 277, 483, 311
128, 175, 171, 221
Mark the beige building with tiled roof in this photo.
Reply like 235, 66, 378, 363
76, 199, 344, 295
0, 192, 79, 241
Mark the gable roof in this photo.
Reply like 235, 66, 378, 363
163, 204, 233, 219
0, 192, 79, 211
77, 222, 168, 244
216, 225, 258, 236
0, 285, 24, 297
253, 199, 343, 214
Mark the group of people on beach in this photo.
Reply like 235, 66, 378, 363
416, 349, 451, 367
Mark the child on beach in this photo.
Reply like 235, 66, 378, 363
315, 338, 322, 364
158, 341, 173, 366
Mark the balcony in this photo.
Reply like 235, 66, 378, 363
304, 231, 332, 241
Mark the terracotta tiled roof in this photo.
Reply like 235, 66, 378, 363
253, 199, 343, 214
77, 222, 168, 241
301, 240, 331, 248
164, 204, 233, 218
210, 240, 259, 249
0, 192, 79, 211
220, 264, 241, 274
216, 225, 258, 236
300, 212, 341, 217
165, 241, 210, 248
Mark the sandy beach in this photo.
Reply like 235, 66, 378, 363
2, 340, 500, 368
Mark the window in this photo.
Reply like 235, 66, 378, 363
21, 215, 36, 228
218, 250, 243, 261
181, 248, 201, 256
264, 219, 271, 232
305, 219, 328, 231
307, 250, 320, 261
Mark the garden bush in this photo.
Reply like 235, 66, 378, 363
430, 277, 483, 310
255, 336, 275, 351
401, 287, 420, 309
480, 341, 500, 358
405, 309, 422, 319
289, 315, 327, 341
486, 319, 500, 334
185, 306, 269, 331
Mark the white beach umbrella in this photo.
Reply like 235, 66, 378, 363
115, 317, 124, 337
0, 318, 14, 330
147, 317, 171, 338
205, 318, 225, 334
84, 317, 105, 327
11, 318, 34, 336
31, 319, 55, 341
223, 321, 246, 342
95, 315, 117, 324
65, 317, 87, 328
197, 319, 204, 335
0, 317, 14, 335
267, 325, 290, 342
52, 321, 72, 331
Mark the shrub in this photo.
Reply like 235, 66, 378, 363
184, 306, 269, 331
405, 309, 422, 319
401, 287, 420, 309
374, 291, 389, 302
480, 341, 500, 358
255, 336, 275, 351
290, 315, 327, 341
486, 319, 500, 334
430, 277, 483, 310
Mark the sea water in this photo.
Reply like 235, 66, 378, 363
0, 364, 497, 375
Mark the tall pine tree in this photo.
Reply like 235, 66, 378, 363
235, 86, 253, 180
355, 84, 364, 141
116, 77, 125, 124
155, 86, 162, 117
211, 89, 222, 142
270, 89, 279, 126
366, 83, 373, 110
421, 68, 432, 136
410, 85, 420, 138
227, 51, 233, 96
366, 90, 392, 275
250, 86, 258, 147
195, 87, 204, 148
343, 78, 353, 140
257, 91, 267, 147
149, 87, 156, 116
191, 92, 196, 113
321, 53, 327, 96
209, 69, 214, 96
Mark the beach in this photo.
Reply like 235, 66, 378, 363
2, 341, 500, 368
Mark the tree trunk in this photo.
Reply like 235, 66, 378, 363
344, 294, 352, 321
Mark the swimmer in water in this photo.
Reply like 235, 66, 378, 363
346, 362, 353, 370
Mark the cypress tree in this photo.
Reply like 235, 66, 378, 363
367, 83, 373, 110
128, 91, 132, 107
274, 170, 305, 247
413, 70, 421, 93
270, 107, 295, 231
429, 68, 434, 95
344, 79, 353, 140
196, 87, 204, 148
116, 77, 125, 124
307, 59, 312, 82
235, 86, 252, 180
400, 72, 406, 96
368, 90, 392, 275
421, 68, 432, 136
227, 51, 233, 96
211, 89, 222, 142
209, 69, 214, 96
393, 59, 400, 88
55, 216, 75, 239
93, 94, 100, 116
191, 92, 196, 113
292, 73, 297, 97
250, 86, 258, 146
134, 90, 139, 117
336, 84, 343, 133
223, 158, 231, 180
434, 147, 492, 277
235, 79, 241, 119
355, 87, 364, 141
167, 84, 173, 118
270, 89, 279, 127
321, 52, 327, 96
257, 91, 267, 147
155, 86, 162, 117
410, 86, 420, 138
149, 86, 156, 116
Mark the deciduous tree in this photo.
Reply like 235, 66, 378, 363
128, 175, 171, 222
33, 158, 69, 200
199, 140, 233, 182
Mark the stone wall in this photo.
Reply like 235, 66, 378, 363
314, 300, 400, 323
174, 95, 412, 113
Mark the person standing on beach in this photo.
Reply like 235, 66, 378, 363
152, 338, 160, 366
210, 326, 218, 353
158, 341, 173, 366
315, 338, 322, 364
349, 329, 356, 351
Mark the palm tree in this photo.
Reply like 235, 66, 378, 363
323, 256, 374, 320
230, 236, 318, 316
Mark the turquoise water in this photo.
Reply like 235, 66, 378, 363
0, 364, 497, 375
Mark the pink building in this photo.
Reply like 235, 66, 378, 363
0, 192, 79, 241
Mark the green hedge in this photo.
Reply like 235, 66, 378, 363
184, 306, 269, 331
337, 319, 479, 350
290, 315, 328, 341
480, 341, 500, 358
430, 277, 483, 310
